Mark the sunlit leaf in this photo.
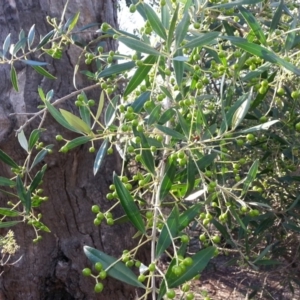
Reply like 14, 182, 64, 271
155, 205, 179, 258
0, 208, 19, 217
84, 246, 145, 288
3, 33, 11, 58
64, 136, 92, 151
27, 24, 35, 47
144, 3, 167, 40
237, 120, 279, 134
161, 2, 170, 29
65, 11, 80, 31
175, 9, 190, 48
21, 59, 48, 66
285, 16, 297, 51
173, 49, 184, 85
0, 221, 20, 228
93, 138, 109, 176
94, 90, 105, 127
124, 55, 157, 97
113, 173, 146, 234
210, 0, 262, 9
270, 0, 283, 32
167, 4, 179, 51
17, 130, 28, 152
60, 109, 92, 134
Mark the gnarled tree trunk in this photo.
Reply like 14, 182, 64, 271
0, 1, 142, 299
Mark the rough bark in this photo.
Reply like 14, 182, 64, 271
0, 1, 143, 299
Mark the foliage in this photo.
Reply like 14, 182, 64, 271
1, 0, 300, 298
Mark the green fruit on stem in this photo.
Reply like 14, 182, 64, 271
94, 282, 104, 293
82, 268, 92, 276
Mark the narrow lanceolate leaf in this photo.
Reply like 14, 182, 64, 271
30, 145, 53, 170
32, 65, 56, 79
98, 61, 135, 78
104, 95, 119, 127
242, 159, 259, 196
60, 109, 92, 134
64, 136, 92, 151
29, 165, 47, 192
236, 120, 279, 134
179, 203, 202, 230
161, 2, 170, 29
177, 110, 190, 138
270, 0, 283, 32
27, 24, 35, 48
16, 175, 31, 214
232, 87, 253, 130
0, 221, 20, 228
173, 49, 184, 85
167, 4, 179, 51
156, 124, 186, 140
0, 208, 19, 217
36, 30, 54, 49
118, 36, 160, 56
113, 173, 146, 234
144, 3, 167, 40
3, 33, 11, 58
84, 246, 145, 288
175, 9, 190, 48
45, 101, 82, 134
147, 105, 162, 126
93, 138, 109, 176
10, 66, 19, 92
155, 205, 179, 258
160, 158, 176, 201
239, 6, 266, 46
66, 11, 80, 31
181, 32, 219, 49
124, 55, 157, 97
12, 37, 27, 56
17, 130, 28, 152
94, 90, 105, 123
131, 91, 151, 113
210, 0, 262, 9
0, 177, 16, 187
158, 247, 215, 299
133, 129, 156, 175
158, 108, 176, 125
78, 91, 91, 128
0, 149, 19, 168
185, 157, 196, 196
285, 16, 297, 51
224, 36, 300, 76
21, 59, 48, 66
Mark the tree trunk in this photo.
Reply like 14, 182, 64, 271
0, 1, 142, 299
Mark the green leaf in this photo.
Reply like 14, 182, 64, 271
236, 120, 279, 134
28, 129, 42, 151
177, 110, 190, 138
159, 246, 215, 298
36, 30, 54, 49
32, 65, 56, 79
270, 0, 283, 32
38, 86, 46, 101
181, 32, 219, 49
285, 16, 297, 51
118, 36, 160, 56
0, 177, 16, 187
253, 243, 274, 263
156, 124, 186, 140
158, 108, 176, 125
0, 221, 20, 228
167, 4, 179, 51
224, 36, 300, 76
161, 2, 170, 29
239, 6, 266, 46
98, 61, 135, 78
30, 145, 53, 170
93, 138, 109, 176
64, 136, 92, 151
113, 173, 146, 234
232, 88, 253, 130
131, 0, 147, 20
29, 165, 47, 192
16, 175, 31, 214
173, 49, 184, 85
66, 11, 80, 31
27, 24, 35, 47
124, 55, 157, 97
0, 208, 20, 217
210, 0, 262, 9
94, 90, 105, 125
155, 205, 179, 258
131, 91, 151, 113
12, 37, 27, 56
78, 92, 91, 128
0, 149, 19, 168
242, 159, 259, 196
147, 105, 162, 126
17, 130, 28, 152
185, 157, 196, 197
179, 203, 202, 230
105, 95, 119, 127
229, 207, 247, 231
3, 33, 11, 58
144, 3, 167, 40
160, 86, 173, 100
20, 59, 48, 66
133, 129, 156, 175
160, 158, 176, 201
60, 109, 91, 134
44, 101, 82, 134
84, 246, 145, 288
175, 9, 190, 48
10, 66, 19, 92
